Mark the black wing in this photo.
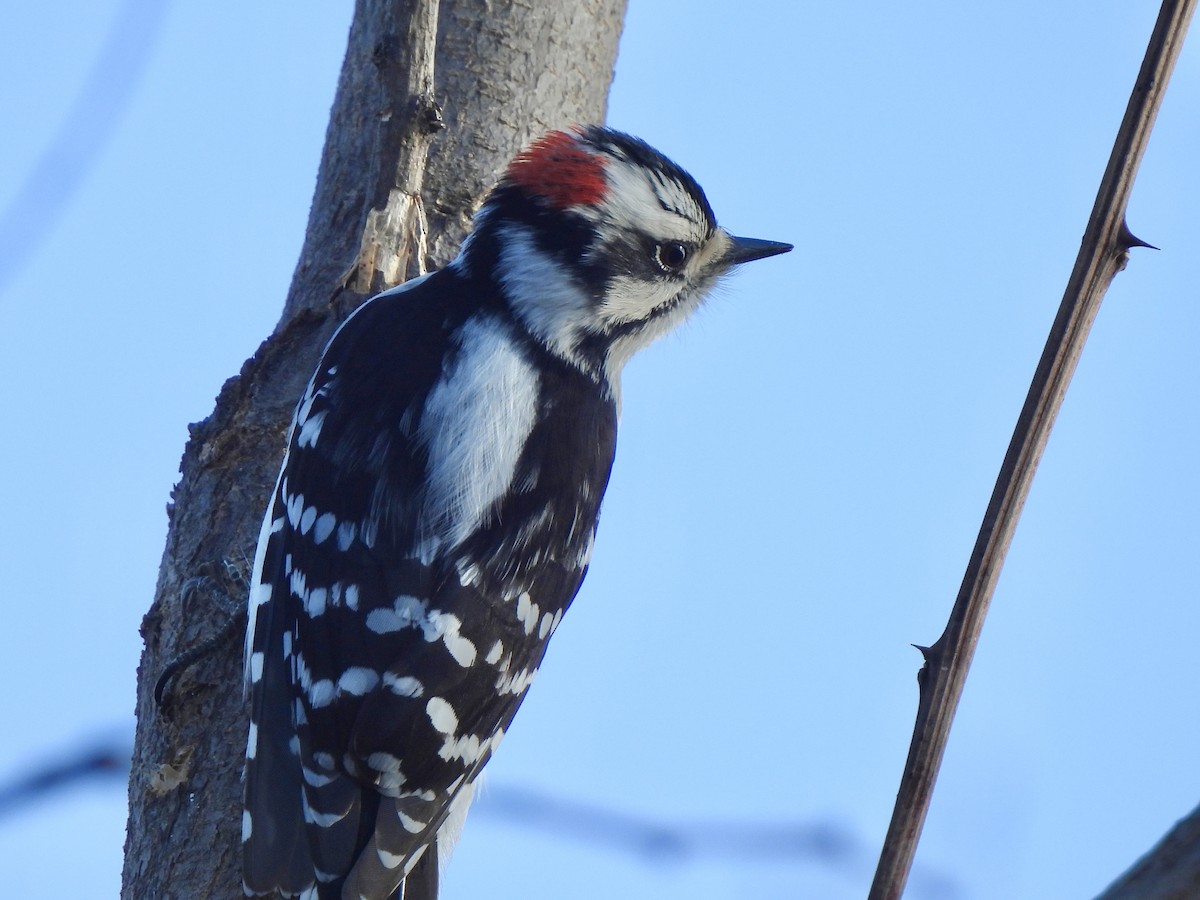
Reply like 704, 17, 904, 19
243, 271, 617, 899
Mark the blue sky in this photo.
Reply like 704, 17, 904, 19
1, 2, 1197, 898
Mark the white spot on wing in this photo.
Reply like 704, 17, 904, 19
366, 599, 477, 667
337, 667, 380, 696
295, 375, 331, 429
366, 595, 428, 635
516, 592, 539, 635
311, 511, 337, 545
378, 848, 405, 870
426, 697, 458, 735
579, 528, 596, 568
456, 558, 482, 587
427, 611, 477, 667
248, 580, 272, 610
485, 640, 503, 665
289, 567, 308, 604
285, 491, 305, 529
438, 732, 485, 764
245, 474, 288, 691
360, 518, 379, 550
302, 765, 337, 787
308, 679, 335, 708
397, 810, 427, 833
376, 772, 407, 794
364, 758, 412, 792
303, 797, 349, 827
367, 752, 406, 775
297, 409, 328, 448
497, 666, 537, 696
336, 520, 357, 551
305, 586, 327, 617
313, 752, 336, 770
383, 673, 424, 697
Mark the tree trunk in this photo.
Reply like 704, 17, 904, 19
1095, 803, 1200, 900
121, 1, 625, 896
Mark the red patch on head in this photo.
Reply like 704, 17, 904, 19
506, 130, 609, 209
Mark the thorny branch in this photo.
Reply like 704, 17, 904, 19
868, 3, 1198, 898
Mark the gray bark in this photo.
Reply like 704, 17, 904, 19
1096, 804, 1200, 900
121, 1, 625, 896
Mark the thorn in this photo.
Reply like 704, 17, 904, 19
1119, 220, 1158, 251
912, 644, 934, 694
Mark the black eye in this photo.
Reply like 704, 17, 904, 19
654, 241, 689, 273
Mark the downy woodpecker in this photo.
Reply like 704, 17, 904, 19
242, 126, 791, 900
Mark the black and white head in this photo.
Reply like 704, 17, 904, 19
458, 125, 792, 391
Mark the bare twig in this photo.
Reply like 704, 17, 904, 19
0, 0, 168, 295
869, 4, 1197, 898
0, 744, 130, 815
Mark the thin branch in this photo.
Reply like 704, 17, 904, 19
4, 740, 962, 898
869, 3, 1198, 898
0, 0, 168, 296
0, 744, 130, 815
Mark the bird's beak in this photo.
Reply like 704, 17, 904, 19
724, 235, 793, 266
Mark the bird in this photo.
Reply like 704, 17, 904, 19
241, 124, 791, 900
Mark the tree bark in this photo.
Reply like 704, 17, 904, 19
1095, 804, 1200, 900
121, 2, 625, 896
